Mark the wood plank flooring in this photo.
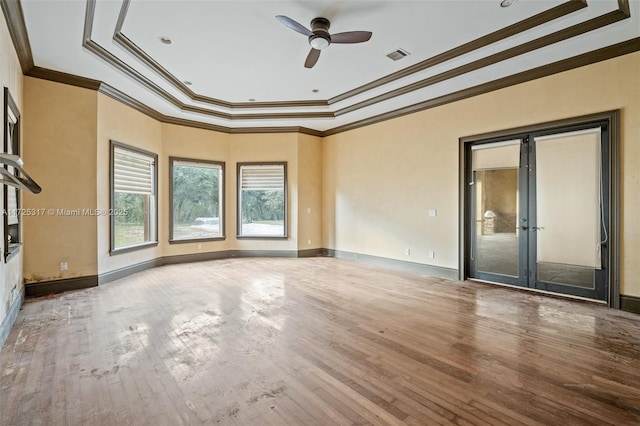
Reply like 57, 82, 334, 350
1, 257, 639, 425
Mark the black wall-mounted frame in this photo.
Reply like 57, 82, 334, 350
4, 87, 21, 262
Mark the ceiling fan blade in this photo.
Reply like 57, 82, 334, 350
330, 31, 372, 44
305, 48, 321, 68
276, 15, 312, 37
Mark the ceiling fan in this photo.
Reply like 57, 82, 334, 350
276, 15, 373, 69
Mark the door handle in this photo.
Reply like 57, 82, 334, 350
531, 227, 544, 231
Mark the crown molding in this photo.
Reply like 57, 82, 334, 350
0, 0, 33, 73
328, 0, 589, 105
3, 0, 638, 136
85, 0, 630, 121
113, 0, 328, 110
26, 66, 102, 91
110, 0, 588, 112
83, 36, 334, 121
324, 37, 640, 136
98, 82, 322, 136
83, 1, 332, 121
334, 5, 631, 117
17, 37, 640, 138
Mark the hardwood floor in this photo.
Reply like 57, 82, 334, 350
1, 257, 639, 425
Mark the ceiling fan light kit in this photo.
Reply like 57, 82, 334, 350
309, 17, 331, 50
276, 15, 373, 69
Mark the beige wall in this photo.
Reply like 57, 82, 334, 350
96, 94, 163, 274
0, 10, 24, 326
228, 133, 299, 252
297, 133, 323, 251
123, 122, 303, 260
323, 111, 459, 267
22, 78, 98, 282
16, 49, 640, 300
161, 123, 231, 257
24, 89, 310, 278
161, 125, 303, 256
323, 51, 640, 297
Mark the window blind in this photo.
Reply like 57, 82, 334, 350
471, 140, 521, 171
114, 147, 154, 194
535, 128, 602, 269
174, 160, 220, 171
241, 165, 284, 191
7, 176, 17, 226
6, 122, 18, 226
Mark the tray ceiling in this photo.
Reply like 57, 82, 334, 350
10, 0, 640, 133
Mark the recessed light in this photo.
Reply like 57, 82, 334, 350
312, 89, 319, 93
500, 0, 518, 7
160, 36, 172, 45
183, 81, 192, 86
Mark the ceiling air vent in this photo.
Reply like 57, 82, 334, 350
386, 48, 410, 61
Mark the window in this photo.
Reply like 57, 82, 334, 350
3, 88, 20, 260
170, 158, 224, 242
237, 162, 287, 238
110, 141, 158, 253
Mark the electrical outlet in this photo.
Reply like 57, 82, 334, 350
307, 239, 311, 245
428, 251, 435, 259
60, 262, 68, 271
405, 248, 411, 256
428, 209, 437, 217
197, 243, 202, 250
307, 208, 311, 214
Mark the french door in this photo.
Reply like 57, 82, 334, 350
467, 121, 610, 302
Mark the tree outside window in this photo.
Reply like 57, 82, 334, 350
170, 158, 224, 242
237, 163, 286, 238
110, 142, 157, 253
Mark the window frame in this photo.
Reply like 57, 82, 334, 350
3, 87, 21, 262
110, 140, 158, 255
236, 161, 288, 239
169, 156, 226, 244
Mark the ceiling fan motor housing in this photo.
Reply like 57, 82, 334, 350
309, 17, 331, 49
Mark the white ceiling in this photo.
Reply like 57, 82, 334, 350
19, 0, 640, 132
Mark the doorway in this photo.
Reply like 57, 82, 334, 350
461, 112, 619, 305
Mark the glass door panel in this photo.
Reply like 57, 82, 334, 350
467, 124, 608, 302
537, 263, 594, 288
475, 168, 519, 277
531, 128, 606, 299
470, 140, 526, 286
